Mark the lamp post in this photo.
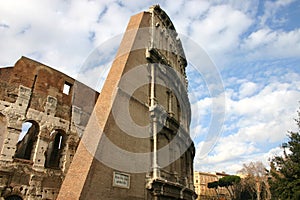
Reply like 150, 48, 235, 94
282, 142, 288, 158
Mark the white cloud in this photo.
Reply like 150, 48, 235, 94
243, 28, 277, 49
92, 2, 131, 45
182, 0, 210, 19
239, 82, 258, 98
237, 0, 300, 60
190, 124, 208, 140
193, 70, 300, 173
163, 0, 185, 16
196, 140, 289, 174
190, 4, 252, 55
0, 0, 102, 73
0, 0, 151, 73
260, 0, 296, 27
195, 139, 258, 174
242, 28, 300, 59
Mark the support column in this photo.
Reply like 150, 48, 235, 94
150, 63, 160, 179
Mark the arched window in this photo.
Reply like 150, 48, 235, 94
15, 121, 39, 160
158, 133, 170, 171
5, 195, 23, 200
45, 130, 66, 169
174, 143, 181, 175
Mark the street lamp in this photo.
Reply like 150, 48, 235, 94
282, 142, 288, 158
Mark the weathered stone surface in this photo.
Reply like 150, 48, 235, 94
0, 5, 196, 200
0, 57, 99, 200
58, 5, 196, 200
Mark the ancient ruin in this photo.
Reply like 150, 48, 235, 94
58, 5, 196, 200
0, 57, 98, 199
0, 5, 196, 200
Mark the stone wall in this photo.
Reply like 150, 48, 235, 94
0, 57, 99, 200
58, 5, 196, 200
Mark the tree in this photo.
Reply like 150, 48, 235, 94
269, 108, 300, 199
237, 161, 271, 200
218, 175, 241, 199
207, 181, 220, 199
208, 175, 241, 200
237, 177, 255, 200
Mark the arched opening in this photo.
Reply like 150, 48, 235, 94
174, 143, 181, 176
5, 195, 23, 200
45, 129, 66, 169
158, 133, 171, 172
0, 113, 7, 153
15, 121, 39, 160
176, 98, 181, 124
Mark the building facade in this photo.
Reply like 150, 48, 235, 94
0, 57, 99, 199
58, 5, 196, 200
194, 171, 230, 200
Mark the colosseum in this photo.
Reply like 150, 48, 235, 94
0, 5, 196, 200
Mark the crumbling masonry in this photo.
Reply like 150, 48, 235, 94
0, 57, 99, 199
0, 5, 197, 200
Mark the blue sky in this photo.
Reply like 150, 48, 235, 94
1, 0, 300, 174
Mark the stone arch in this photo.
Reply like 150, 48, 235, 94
44, 129, 67, 169
157, 132, 171, 172
181, 153, 187, 179
15, 120, 39, 160
173, 143, 182, 177
176, 97, 181, 124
